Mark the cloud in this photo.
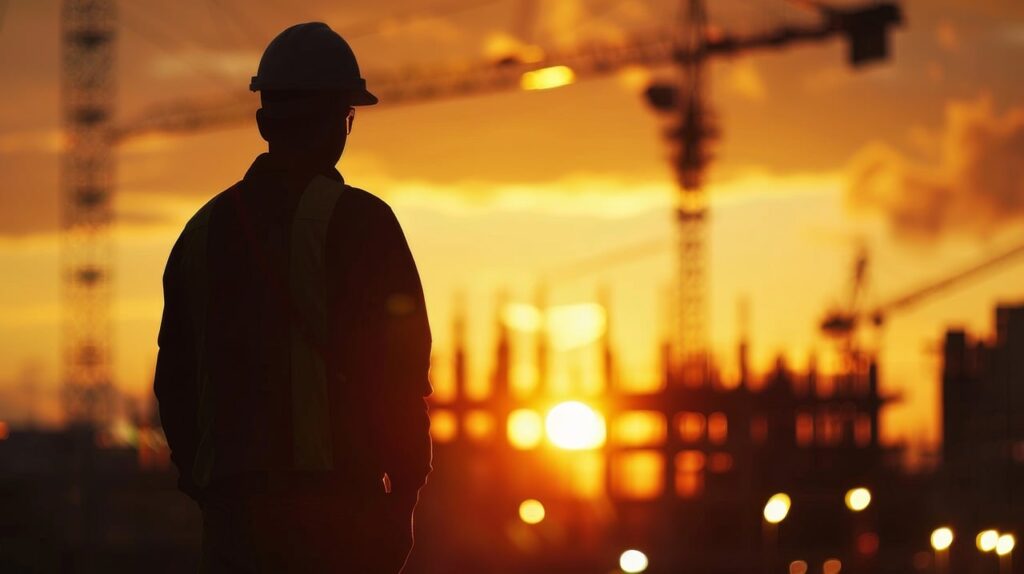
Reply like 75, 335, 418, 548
150, 49, 259, 81
534, 0, 654, 49
370, 172, 675, 219
376, 15, 463, 45
846, 96, 1024, 239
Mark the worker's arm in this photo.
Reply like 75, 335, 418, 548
365, 204, 433, 506
153, 235, 202, 503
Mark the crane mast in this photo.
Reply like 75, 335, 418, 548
60, 0, 117, 427
670, 0, 713, 385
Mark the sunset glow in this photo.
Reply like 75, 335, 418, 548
2, 1, 1023, 571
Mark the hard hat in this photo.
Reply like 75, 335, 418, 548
250, 22, 377, 106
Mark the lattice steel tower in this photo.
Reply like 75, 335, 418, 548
672, 0, 714, 385
60, 0, 117, 426
646, 0, 717, 385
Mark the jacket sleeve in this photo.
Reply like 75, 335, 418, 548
153, 234, 202, 502
364, 204, 433, 501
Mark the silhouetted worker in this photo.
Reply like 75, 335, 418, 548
154, 22, 432, 573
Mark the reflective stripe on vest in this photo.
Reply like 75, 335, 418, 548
289, 175, 344, 471
186, 176, 345, 486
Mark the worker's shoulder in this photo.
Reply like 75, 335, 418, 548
181, 187, 233, 235
338, 184, 397, 221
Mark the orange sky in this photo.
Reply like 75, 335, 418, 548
1, 0, 1023, 460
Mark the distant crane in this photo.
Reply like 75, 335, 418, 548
60, 0, 117, 426
820, 240, 1024, 359
641, 0, 901, 384
60, 0, 902, 425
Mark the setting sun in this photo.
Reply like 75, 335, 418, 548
545, 401, 606, 450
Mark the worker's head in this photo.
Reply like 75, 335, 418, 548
256, 90, 354, 165
250, 22, 377, 166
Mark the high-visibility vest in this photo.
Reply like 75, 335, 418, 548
179, 175, 346, 487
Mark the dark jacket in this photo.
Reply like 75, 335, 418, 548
154, 153, 432, 504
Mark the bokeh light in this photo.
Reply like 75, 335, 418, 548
823, 558, 842, 574
977, 529, 999, 552
507, 409, 544, 450
619, 549, 649, 573
464, 410, 495, 441
788, 560, 808, 574
856, 532, 879, 557
930, 527, 954, 551
546, 401, 606, 450
520, 65, 576, 91
518, 499, 545, 525
996, 533, 1015, 556
429, 409, 457, 443
844, 487, 871, 512
502, 302, 543, 332
763, 493, 791, 524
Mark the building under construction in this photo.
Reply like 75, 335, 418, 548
404, 298, 927, 574
4, 301, 1023, 572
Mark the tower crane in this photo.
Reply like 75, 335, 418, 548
821, 240, 1024, 353
61, 0, 903, 425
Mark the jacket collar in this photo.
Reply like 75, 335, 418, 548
243, 152, 345, 185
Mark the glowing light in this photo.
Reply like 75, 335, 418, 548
507, 409, 544, 449
619, 549, 649, 573
844, 487, 872, 512
612, 411, 666, 446
856, 532, 880, 557
788, 560, 808, 574
503, 302, 543, 332
996, 533, 1015, 556
677, 412, 705, 442
707, 412, 728, 444
763, 493, 791, 524
504, 302, 606, 348
615, 451, 664, 499
823, 558, 842, 574
518, 499, 545, 525
546, 401, 606, 450
977, 529, 999, 552
464, 410, 495, 441
430, 409, 457, 443
931, 527, 954, 551
0, 421, 8, 440
521, 65, 576, 91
